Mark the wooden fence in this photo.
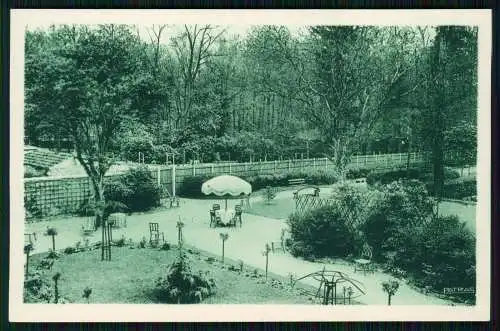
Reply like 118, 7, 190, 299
24, 152, 428, 218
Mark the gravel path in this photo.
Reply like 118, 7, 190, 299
25, 186, 455, 305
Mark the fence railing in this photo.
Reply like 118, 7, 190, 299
24, 152, 429, 218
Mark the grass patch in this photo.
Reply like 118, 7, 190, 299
26, 246, 314, 304
245, 198, 296, 220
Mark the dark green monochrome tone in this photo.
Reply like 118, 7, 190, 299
23, 25, 477, 306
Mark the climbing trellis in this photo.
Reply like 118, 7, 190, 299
294, 194, 334, 214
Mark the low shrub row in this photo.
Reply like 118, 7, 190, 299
426, 179, 476, 200
366, 167, 460, 186
286, 180, 476, 301
177, 171, 339, 198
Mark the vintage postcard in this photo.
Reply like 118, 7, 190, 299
9, 9, 491, 321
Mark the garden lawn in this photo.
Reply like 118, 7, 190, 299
28, 245, 314, 304
245, 198, 296, 220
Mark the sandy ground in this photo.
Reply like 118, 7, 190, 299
23, 186, 464, 306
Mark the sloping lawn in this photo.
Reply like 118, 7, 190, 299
26, 245, 314, 304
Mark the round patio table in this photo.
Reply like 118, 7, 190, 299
215, 209, 235, 226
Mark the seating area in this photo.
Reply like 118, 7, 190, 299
209, 203, 243, 228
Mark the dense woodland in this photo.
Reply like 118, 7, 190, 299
25, 24, 477, 173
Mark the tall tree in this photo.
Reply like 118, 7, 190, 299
25, 24, 146, 260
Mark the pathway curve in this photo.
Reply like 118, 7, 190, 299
25, 186, 453, 306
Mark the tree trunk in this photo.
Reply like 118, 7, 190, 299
388, 294, 392, 306
52, 235, 55, 252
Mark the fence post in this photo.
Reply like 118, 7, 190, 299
274, 160, 277, 173
211, 164, 214, 174
172, 165, 176, 197
192, 163, 196, 176
313, 158, 316, 170
325, 158, 328, 170
229, 163, 232, 174
288, 159, 291, 172
400, 153, 402, 163
356, 155, 359, 169
157, 167, 161, 188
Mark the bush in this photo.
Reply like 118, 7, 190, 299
25, 194, 42, 220
287, 204, 358, 259
104, 166, 161, 212
63, 247, 76, 254
177, 175, 213, 198
77, 199, 129, 219
366, 168, 422, 186
426, 179, 476, 200
155, 250, 216, 303
24, 271, 52, 303
415, 215, 475, 297
346, 168, 371, 180
304, 171, 338, 185
362, 180, 435, 263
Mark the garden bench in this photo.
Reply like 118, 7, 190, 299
355, 177, 367, 184
288, 178, 306, 186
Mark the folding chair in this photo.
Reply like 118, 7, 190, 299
212, 204, 220, 211
82, 216, 96, 235
210, 209, 222, 228
354, 243, 374, 274
149, 222, 164, 246
232, 205, 242, 227
24, 232, 37, 248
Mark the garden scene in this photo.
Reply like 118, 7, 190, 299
23, 24, 477, 306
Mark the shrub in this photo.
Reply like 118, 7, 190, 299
24, 194, 42, 220
63, 247, 76, 254
24, 271, 52, 303
155, 250, 216, 303
362, 180, 435, 263
426, 179, 476, 200
415, 215, 475, 296
160, 242, 171, 251
346, 168, 371, 180
264, 186, 277, 204
114, 235, 126, 247
104, 166, 161, 212
287, 204, 358, 259
304, 171, 338, 185
366, 168, 422, 186
77, 199, 129, 219
177, 175, 213, 198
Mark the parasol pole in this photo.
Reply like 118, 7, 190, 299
225, 198, 228, 211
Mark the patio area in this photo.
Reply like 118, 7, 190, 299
24, 186, 456, 306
